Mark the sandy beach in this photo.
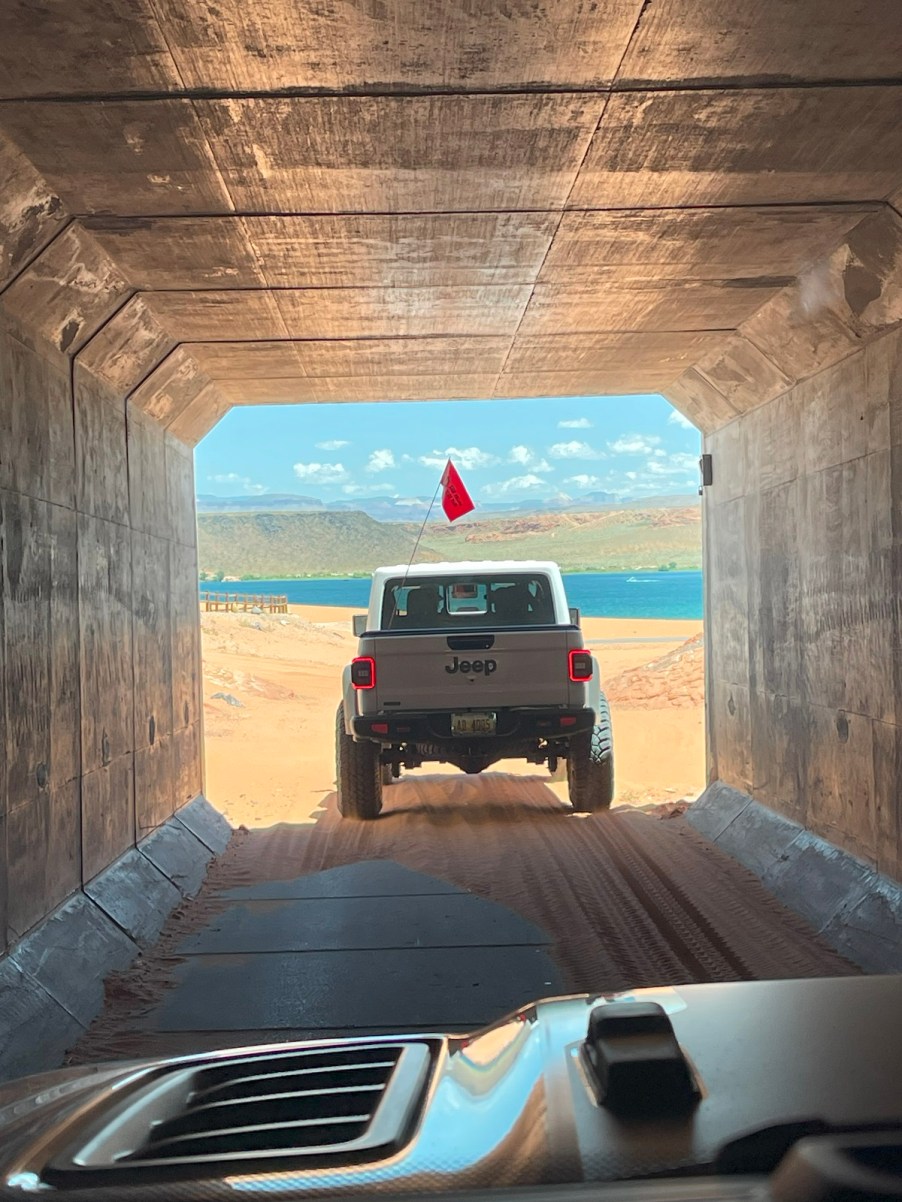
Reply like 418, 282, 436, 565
201, 604, 705, 828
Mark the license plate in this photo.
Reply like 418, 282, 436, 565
451, 711, 496, 736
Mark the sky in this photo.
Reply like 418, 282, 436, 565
195, 393, 701, 504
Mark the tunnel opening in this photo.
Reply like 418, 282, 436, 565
192, 393, 706, 829
0, 163, 898, 972
0, 0, 901, 1085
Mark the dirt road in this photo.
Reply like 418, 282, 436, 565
69, 775, 853, 1065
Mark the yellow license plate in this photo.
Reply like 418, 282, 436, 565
451, 712, 496, 736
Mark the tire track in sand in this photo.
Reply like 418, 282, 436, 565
68, 774, 856, 1064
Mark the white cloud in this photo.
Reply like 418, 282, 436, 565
508, 446, 553, 472
668, 410, 696, 431
292, 461, 348, 484
647, 452, 699, 477
564, 474, 606, 490
608, 434, 663, 455
366, 448, 395, 473
549, 440, 605, 460
419, 446, 499, 471
482, 473, 547, 497
342, 482, 397, 495
315, 439, 350, 450
557, 417, 593, 429
582, 450, 700, 498
209, 472, 268, 495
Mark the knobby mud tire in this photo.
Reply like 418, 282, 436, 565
336, 703, 383, 820
567, 695, 614, 813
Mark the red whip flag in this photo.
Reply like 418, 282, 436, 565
440, 459, 475, 522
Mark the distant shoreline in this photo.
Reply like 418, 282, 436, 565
201, 566, 702, 584
198, 569, 704, 621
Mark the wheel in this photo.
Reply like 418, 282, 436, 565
381, 763, 394, 786
567, 695, 614, 813
336, 703, 383, 819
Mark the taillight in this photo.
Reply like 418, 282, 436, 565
351, 656, 376, 689
568, 650, 593, 682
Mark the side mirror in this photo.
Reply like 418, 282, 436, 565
352, 614, 367, 636
569, 607, 580, 626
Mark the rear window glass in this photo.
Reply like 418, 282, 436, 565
381, 574, 556, 630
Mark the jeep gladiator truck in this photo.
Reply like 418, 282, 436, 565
336, 560, 614, 819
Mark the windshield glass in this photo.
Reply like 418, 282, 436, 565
381, 573, 556, 630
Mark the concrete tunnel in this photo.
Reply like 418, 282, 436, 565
0, 1, 901, 1057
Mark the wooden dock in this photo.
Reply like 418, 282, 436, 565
201, 592, 289, 614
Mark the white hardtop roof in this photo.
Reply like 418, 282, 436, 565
373, 560, 562, 580
366, 560, 570, 627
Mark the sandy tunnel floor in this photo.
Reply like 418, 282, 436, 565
68, 775, 854, 1065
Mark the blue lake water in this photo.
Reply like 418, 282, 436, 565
200, 570, 703, 621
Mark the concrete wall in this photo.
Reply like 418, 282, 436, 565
703, 325, 902, 878
0, 320, 203, 958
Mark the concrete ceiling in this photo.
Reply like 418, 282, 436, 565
0, 0, 901, 438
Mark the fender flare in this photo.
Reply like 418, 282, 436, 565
341, 666, 356, 735
587, 657, 602, 721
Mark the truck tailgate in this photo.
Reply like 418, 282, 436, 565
363, 629, 584, 711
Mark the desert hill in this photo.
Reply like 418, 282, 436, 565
419, 506, 701, 573
197, 511, 439, 579
197, 504, 701, 578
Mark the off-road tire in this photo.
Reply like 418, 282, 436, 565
567, 695, 614, 813
381, 764, 394, 786
336, 703, 383, 819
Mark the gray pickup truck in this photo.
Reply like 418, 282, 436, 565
337, 560, 614, 819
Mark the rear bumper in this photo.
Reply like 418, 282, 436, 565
351, 706, 596, 745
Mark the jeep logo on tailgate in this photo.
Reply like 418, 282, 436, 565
445, 656, 497, 676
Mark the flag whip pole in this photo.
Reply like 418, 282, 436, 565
401, 476, 443, 588
386, 477, 443, 630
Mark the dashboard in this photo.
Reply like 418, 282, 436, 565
1, 975, 901, 1200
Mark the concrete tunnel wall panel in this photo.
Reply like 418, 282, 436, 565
0, 316, 205, 957
703, 324, 902, 879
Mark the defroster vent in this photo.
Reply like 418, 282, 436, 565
44, 1041, 432, 1186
